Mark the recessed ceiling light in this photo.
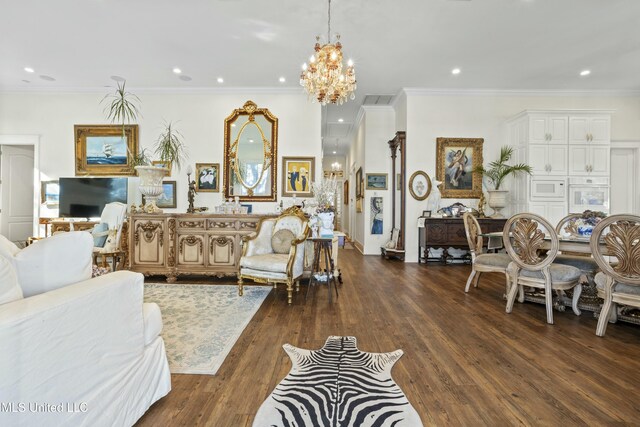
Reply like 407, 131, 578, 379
279, 77, 286, 83
217, 77, 224, 83
338, 118, 344, 123
173, 68, 182, 74
580, 70, 591, 76
332, 151, 337, 154
24, 67, 34, 73
110, 75, 126, 82
452, 68, 461, 75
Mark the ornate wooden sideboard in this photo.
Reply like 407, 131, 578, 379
418, 217, 507, 264
127, 213, 274, 282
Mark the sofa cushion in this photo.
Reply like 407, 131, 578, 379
520, 263, 582, 282
271, 229, 295, 254
240, 253, 289, 274
15, 232, 93, 297
91, 222, 110, 247
0, 234, 20, 259
142, 302, 163, 346
0, 256, 22, 305
595, 272, 640, 295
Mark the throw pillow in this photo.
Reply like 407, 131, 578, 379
0, 256, 23, 305
0, 234, 20, 259
101, 228, 118, 253
91, 223, 110, 247
271, 229, 296, 254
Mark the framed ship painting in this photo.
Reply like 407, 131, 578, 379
74, 125, 139, 176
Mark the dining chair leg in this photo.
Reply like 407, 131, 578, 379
571, 284, 582, 316
596, 298, 613, 337
543, 272, 554, 324
505, 279, 519, 314
473, 271, 482, 288
465, 269, 476, 293
517, 284, 525, 303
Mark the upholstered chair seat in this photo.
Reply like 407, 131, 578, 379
520, 264, 582, 282
595, 272, 640, 296
554, 254, 599, 273
475, 253, 512, 268
240, 253, 290, 274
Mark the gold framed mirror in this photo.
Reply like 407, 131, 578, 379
223, 100, 278, 201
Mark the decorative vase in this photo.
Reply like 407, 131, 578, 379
487, 190, 509, 218
577, 224, 594, 237
317, 211, 335, 238
135, 166, 168, 213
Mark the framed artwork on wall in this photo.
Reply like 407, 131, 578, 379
143, 181, 177, 208
344, 180, 349, 205
195, 163, 220, 192
355, 197, 363, 213
408, 171, 432, 201
41, 180, 60, 207
74, 125, 139, 176
370, 196, 383, 234
282, 156, 315, 197
366, 173, 388, 190
355, 167, 363, 198
152, 160, 171, 176
436, 137, 484, 198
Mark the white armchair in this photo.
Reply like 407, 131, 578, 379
238, 207, 309, 305
0, 232, 171, 426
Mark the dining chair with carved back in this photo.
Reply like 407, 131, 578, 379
554, 213, 600, 281
503, 213, 583, 324
590, 214, 640, 337
462, 213, 516, 298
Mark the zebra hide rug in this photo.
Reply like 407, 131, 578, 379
253, 336, 423, 427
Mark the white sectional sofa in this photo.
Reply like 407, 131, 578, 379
0, 232, 171, 427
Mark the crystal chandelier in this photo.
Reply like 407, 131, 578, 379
299, 0, 357, 105
331, 161, 341, 171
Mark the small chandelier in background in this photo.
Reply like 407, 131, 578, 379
299, 0, 357, 105
331, 161, 342, 171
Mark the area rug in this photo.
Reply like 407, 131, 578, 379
144, 283, 271, 375
254, 336, 423, 427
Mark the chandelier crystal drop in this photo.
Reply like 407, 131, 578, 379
299, 0, 356, 105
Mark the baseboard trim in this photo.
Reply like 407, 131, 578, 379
353, 241, 364, 254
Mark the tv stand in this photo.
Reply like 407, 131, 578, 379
49, 219, 98, 234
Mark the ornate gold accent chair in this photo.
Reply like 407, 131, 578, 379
462, 213, 514, 297
504, 213, 583, 324
238, 207, 309, 305
590, 214, 640, 337
554, 213, 600, 280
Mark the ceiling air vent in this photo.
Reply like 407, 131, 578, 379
362, 95, 394, 105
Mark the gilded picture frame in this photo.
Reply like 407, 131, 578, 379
143, 181, 177, 208
195, 163, 220, 192
152, 160, 172, 177
355, 167, 363, 198
282, 156, 315, 197
344, 180, 349, 205
436, 137, 484, 198
74, 125, 138, 176
408, 171, 432, 201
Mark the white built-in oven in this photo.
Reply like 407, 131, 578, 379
530, 178, 566, 200
568, 177, 610, 214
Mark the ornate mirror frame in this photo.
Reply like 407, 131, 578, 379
223, 100, 278, 201
388, 131, 406, 258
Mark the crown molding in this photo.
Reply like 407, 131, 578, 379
401, 88, 640, 97
0, 86, 306, 95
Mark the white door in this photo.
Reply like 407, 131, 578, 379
589, 146, 610, 176
589, 117, 611, 144
548, 116, 568, 144
529, 145, 549, 174
529, 116, 549, 144
569, 146, 589, 175
547, 145, 568, 175
0, 145, 35, 243
569, 117, 589, 144
610, 147, 637, 214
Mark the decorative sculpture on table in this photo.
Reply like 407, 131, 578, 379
311, 177, 338, 238
186, 165, 197, 214
427, 179, 442, 214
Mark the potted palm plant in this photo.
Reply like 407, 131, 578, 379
154, 121, 188, 172
474, 146, 532, 218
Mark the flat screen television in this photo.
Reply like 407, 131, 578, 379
59, 177, 128, 218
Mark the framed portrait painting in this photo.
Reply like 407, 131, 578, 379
408, 171, 432, 201
366, 173, 388, 190
355, 167, 363, 198
195, 163, 220, 192
436, 137, 484, 198
143, 181, 177, 208
74, 125, 138, 176
282, 157, 315, 197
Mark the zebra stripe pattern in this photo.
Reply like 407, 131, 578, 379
253, 336, 423, 427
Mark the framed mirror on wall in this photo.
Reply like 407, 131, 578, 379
382, 131, 406, 261
223, 100, 278, 201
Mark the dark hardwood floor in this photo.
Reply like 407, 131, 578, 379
136, 248, 640, 427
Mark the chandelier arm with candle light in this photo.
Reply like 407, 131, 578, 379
299, 0, 357, 105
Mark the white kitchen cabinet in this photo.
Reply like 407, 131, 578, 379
529, 115, 568, 145
569, 116, 611, 145
528, 202, 567, 226
529, 145, 568, 175
568, 145, 610, 176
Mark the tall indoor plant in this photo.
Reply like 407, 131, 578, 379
474, 146, 532, 218
154, 121, 188, 172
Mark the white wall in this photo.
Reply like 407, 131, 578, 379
349, 113, 366, 249
401, 90, 640, 262
0, 89, 322, 215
